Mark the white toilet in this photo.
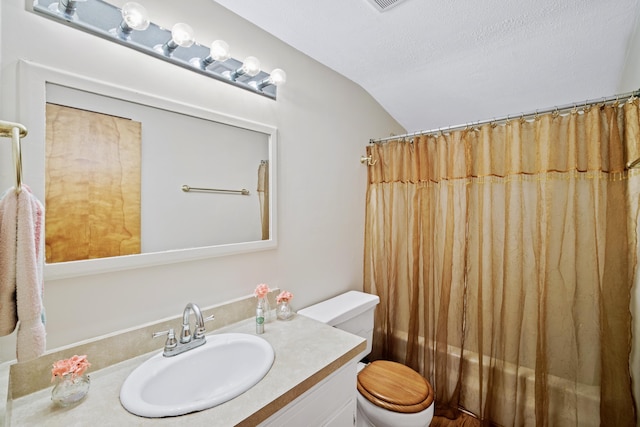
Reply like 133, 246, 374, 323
298, 291, 434, 427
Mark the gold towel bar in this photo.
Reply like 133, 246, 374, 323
0, 120, 28, 138
627, 157, 640, 170
181, 185, 250, 195
0, 120, 28, 194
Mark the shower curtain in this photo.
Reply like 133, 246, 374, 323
363, 100, 640, 426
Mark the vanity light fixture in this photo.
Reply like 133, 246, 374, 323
115, 2, 150, 39
31, 0, 286, 99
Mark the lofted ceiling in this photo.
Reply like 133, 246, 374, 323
213, 0, 640, 135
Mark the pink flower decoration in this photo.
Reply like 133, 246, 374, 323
277, 291, 293, 303
51, 355, 91, 382
254, 283, 270, 299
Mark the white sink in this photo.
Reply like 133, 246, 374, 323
120, 333, 274, 418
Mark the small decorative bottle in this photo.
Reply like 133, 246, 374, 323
276, 290, 295, 321
51, 373, 91, 406
277, 300, 294, 321
254, 283, 271, 333
50, 355, 91, 407
256, 298, 265, 334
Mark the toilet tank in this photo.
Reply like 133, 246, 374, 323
298, 291, 380, 359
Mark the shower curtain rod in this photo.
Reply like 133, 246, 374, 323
369, 88, 640, 144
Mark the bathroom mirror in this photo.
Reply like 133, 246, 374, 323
16, 60, 277, 280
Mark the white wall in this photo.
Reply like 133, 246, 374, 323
0, 0, 404, 362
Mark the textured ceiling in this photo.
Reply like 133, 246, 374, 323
214, 0, 640, 134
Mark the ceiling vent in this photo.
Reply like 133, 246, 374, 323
365, 0, 407, 12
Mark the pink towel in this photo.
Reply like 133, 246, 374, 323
0, 189, 18, 335
0, 185, 46, 361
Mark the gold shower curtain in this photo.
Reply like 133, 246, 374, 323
363, 100, 640, 426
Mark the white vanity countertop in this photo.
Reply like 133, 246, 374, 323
8, 315, 365, 427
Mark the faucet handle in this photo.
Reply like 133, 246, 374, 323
152, 328, 178, 351
194, 314, 215, 340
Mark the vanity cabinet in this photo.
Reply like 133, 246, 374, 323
259, 361, 358, 427
4, 314, 365, 426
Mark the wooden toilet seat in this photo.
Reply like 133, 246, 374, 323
357, 360, 434, 414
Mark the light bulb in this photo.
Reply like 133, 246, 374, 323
171, 23, 195, 48
121, 2, 149, 31
269, 69, 287, 86
210, 40, 231, 62
156, 23, 195, 56
253, 68, 287, 91
191, 39, 231, 69
240, 56, 261, 77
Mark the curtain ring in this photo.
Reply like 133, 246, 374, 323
598, 97, 606, 109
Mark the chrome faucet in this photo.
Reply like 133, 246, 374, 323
180, 302, 204, 343
152, 302, 215, 357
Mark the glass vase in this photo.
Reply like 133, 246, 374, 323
259, 297, 274, 323
51, 373, 90, 407
276, 300, 294, 321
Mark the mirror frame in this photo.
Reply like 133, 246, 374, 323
16, 60, 278, 280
